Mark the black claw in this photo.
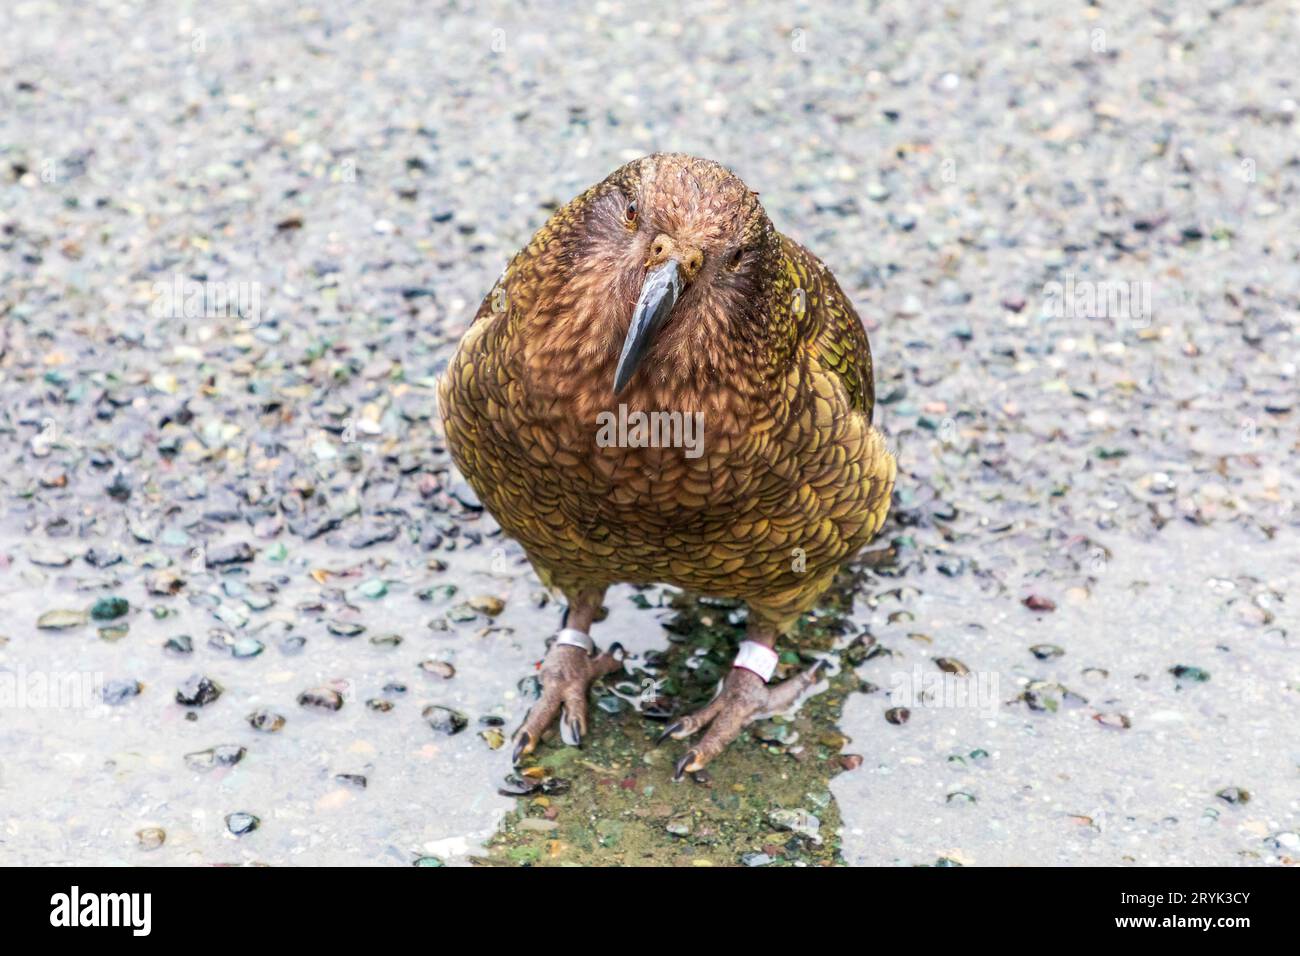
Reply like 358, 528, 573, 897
673, 750, 696, 781
608, 641, 626, 662
656, 721, 683, 746
512, 731, 531, 765
559, 707, 582, 747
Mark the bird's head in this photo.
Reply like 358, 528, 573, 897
600, 154, 778, 396
538, 153, 786, 404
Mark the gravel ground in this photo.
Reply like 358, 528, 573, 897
1, 0, 1297, 865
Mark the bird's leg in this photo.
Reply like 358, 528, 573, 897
512, 592, 624, 763
660, 620, 825, 780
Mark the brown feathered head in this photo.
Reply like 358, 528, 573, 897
519, 153, 788, 414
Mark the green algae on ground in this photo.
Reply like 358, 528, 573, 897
481, 565, 888, 867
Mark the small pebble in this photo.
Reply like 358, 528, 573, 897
176, 675, 222, 707
298, 687, 344, 712
1093, 712, 1132, 730
423, 705, 468, 735
248, 709, 286, 732
226, 812, 259, 836
37, 609, 87, 630
164, 634, 194, 655
419, 659, 456, 679
885, 707, 910, 725
102, 679, 142, 705
90, 596, 129, 621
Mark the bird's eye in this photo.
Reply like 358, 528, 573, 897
728, 247, 745, 270
624, 200, 638, 225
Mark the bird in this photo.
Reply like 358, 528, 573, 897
438, 153, 895, 779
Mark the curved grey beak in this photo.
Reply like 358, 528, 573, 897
613, 259, 682, 395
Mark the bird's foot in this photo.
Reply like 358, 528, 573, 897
659, 646, 826, 780
512, 630, 624, 763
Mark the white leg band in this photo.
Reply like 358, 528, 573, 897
733, 640, 779, 683
554, 627, 595, 654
